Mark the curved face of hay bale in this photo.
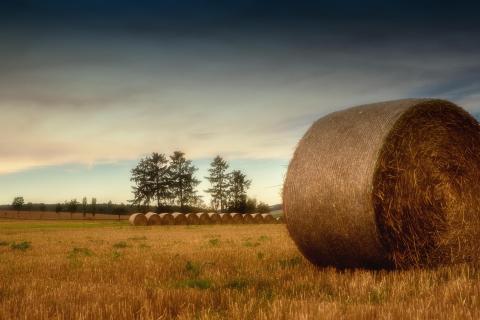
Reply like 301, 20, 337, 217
243, 214, 255, 224
207, 212, 222, 224
185, 213, 201, 225
129, 213, 148, 226
159, 213, 175, 225
196, 212, 212, 225
171, 212, 188, 225
261, 214, 275, 224
276, 216, 285, 223
231, 213, 245, 224
251, 213, 264, 224
283, 99, 480, 269
145, 212, 161, 226
219, 213, 233, 224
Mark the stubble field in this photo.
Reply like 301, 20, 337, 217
0, 219, 479, 319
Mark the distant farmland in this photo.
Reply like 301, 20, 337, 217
1, 210, 129, 220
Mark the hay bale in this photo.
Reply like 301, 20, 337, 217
284, 99, 480, 269
145, 212, 162, 226
243, 214, 255, 224
250, 213, 264, 224
231, 213, 244, 224
219, 213, 234, 224
128, 213, 147, 226
196, 212, 212, 225
159, 213, 175, 225
185, 213, 200, 225
207, 212, 222, 224
172, 212, 188, 225
261, 214, 275, 224
276, 216, 285, 224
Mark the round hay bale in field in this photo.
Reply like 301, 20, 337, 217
185, 213, 200, 225
261, 214, 275, 224
284, 99, 480, 269
159, 213, 175, 225
129, 213, 148, 226
207, 212, 222, 224
251, 213, 264, 224
196, 212, 212, 225
145, 212, 162, 225
243, 214, 255, 224
276, 216, 285, 224
219, 213, 233, 224
172, 212, 188, 225
231, 213, 245, 224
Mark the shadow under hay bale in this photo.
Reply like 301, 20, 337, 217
231, 213, 244, 224
207, 212, 222, 224
159, 213, 174, 225
196, 212, 212, 225
261, 214, 275, 224
283, 99, 480, 269
185, 213, 200, 225
145, 212, 161, 226
128, 213, 148, 226
219, 213, 233, 224
172, 212, 188, 225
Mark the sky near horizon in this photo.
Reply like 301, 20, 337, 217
1, 1, 480, 205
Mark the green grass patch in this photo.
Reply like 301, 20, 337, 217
243, 241, 260, 247
68, 247, 94, 258
208, 238, 220, 246
185, 261, 201, 277
10, 241, 31, 251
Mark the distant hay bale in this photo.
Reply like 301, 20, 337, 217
207, 212, 222, 224
276, 216, 285, 224
261, 214, 275, 224
185, 213, 201, 225
145, 212, 161, 226
159, 213, 175, 225
283, 99, 480, 269
231, 213, 244, 224
250, 213, 264, 224
128, 213, 148, 226
243, 214, 255, 224
172, 212, 188, 225
219, 213, 233, 224
196, 212, 212, 225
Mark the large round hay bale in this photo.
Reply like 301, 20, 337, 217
243, 214, 255, 224
207, 212, 222, 224
219, 213, 233, 224
172, 212, 188, 225
185, 213, 200, 225
284, 99, 480, 269
250, 213, 264, 224
145, 212, 162, 225
261, 214, 275, 224
159, 213, 175, 225
129, 213, 148, 226
196, 212, 212, 225
231, 213, 244, 224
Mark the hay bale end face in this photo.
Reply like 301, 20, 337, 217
219, 213, 233, 224
251, 213, 264, 224
243, 214, 255, 224
231, 213, 244, 224
207, 212, 222, 224
196, 212, 212, 225
129, 213, 148, 226
261, 214, 275, 224
145, 212, 161, 225
159, 213, 175, 225
185, 213, 201, 225
172, 212, 188, 225
283, 99, 480, 269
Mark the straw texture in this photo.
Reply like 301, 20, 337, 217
196, 212, 212, 225
185, 213, 200, 225
159, 213, 174, 225
128, 213, 147, 226
261, 214, 275, 224
207, 212, 222, 224
172, 212, 188, 225
283, 99, 480, 269
145, 212, 161, 226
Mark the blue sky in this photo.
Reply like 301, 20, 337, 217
1, 1, 480, 205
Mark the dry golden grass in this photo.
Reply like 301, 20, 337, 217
0, 219, 479, 319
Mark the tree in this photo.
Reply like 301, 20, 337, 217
39, 203, 46, 212
245, 198, 257, 213
113, 203, 128, 220
91, 198, 97, 217
106, 200, 113, 214
169, 151, 200, 211
67, 199, 78, 219
55, 203, 63, 214
12, 196, 24, 212
227, 170, 251, 213
205, 156, 230, 212
257, 202, 270, 213
25, 202, 33, 211
82, 197, 88, 218
130, 153, 171, 209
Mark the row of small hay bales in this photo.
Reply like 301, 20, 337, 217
129, 212, 284, 226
